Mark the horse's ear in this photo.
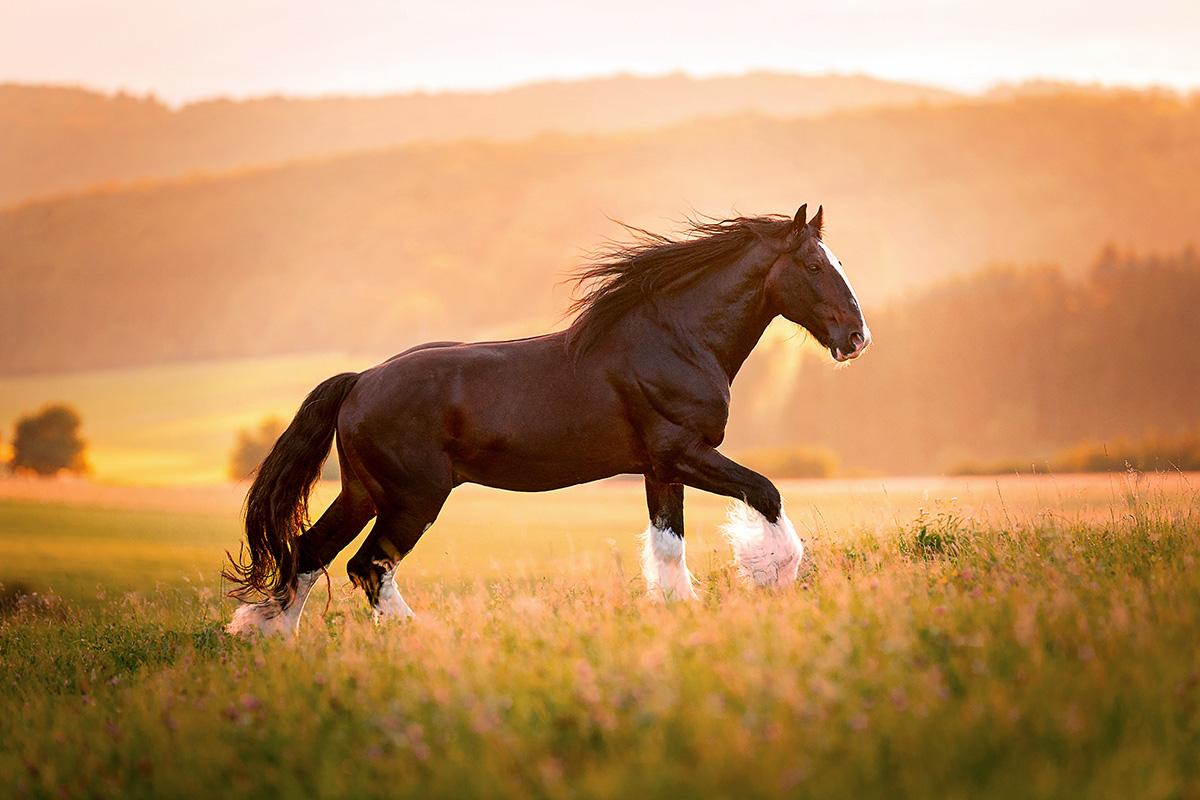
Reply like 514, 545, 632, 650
793, 205, 808, 230
810, 205, 824, 238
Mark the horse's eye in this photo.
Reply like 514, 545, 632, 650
805, 262, 821, 274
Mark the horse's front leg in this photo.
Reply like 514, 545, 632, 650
641, 478, 698, 601
651, 441, 803, 589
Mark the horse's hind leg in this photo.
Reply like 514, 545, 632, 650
226, 489, 375, 636
346, 472, 450, 622
293, 487, 376, 578
227, 447, 376, 638
641, 478, 698, 601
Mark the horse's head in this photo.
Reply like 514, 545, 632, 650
765, 205, 871, 362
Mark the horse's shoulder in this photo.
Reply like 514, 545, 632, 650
617, 343, 731, 444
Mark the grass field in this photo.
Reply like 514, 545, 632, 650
2, 472, 1199, 798
0, 353, 380, 485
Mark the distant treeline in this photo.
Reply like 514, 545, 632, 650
736, 446, 839, 480
730, 247, 1200, 475
954, 427, 1200, 475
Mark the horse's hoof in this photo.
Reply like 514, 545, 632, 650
226, 601, 294, 638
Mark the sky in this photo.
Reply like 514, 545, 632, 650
1, 0, 1198, 103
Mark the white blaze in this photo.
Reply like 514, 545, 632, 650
818, 241, 862, 308
817, 240, 846, 279
818, 240, 871, 354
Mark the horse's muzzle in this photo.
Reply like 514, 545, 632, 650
832, 327, 871, 362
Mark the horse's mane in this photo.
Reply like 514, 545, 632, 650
565, 214, 795, 356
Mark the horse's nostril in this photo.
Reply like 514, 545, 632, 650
849, 331, 865, 350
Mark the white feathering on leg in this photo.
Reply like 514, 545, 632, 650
721, 502, 804, 588
640, 523, 698, 601
373, 564, 415, 623
226, 570, 320, 638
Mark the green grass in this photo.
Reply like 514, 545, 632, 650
2, 474, 1199, 799
0, 352, 378, 485
0, 502, 238, 604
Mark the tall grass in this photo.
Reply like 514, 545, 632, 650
2, 475, 1198, 798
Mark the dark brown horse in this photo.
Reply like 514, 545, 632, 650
226, 205, 869, 636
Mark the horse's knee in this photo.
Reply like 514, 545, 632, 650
751, 481, 782, 523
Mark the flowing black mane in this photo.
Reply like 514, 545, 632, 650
566, 215, 794, 355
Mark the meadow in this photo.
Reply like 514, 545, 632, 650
1, 472, 1198, 799
0, 353, 378, 486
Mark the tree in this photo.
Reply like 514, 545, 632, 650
9, 404, 88, 476
229, 416, 341, 482
229, 417, 284, 481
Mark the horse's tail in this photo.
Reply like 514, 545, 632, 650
223, 372, 360, 601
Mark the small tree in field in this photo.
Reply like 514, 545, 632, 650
229, 416, 341, 482
9, 404, 88, 476
230, 417, 284, 481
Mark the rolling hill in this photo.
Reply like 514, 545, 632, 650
2, 90, 1198, 377
0, 73, 959, 208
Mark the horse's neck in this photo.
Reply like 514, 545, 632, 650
667, 248, 776, 383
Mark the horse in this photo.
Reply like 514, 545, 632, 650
225, 205, 870, 636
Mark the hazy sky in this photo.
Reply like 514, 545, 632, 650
2, 0, 1198, 103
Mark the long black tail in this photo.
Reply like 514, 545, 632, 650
223, 372, 360, 601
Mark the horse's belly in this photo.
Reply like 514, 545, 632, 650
450, 432, 644, 492
462, 464, 627, 493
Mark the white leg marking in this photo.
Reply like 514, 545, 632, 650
721, 502, 804, 589
640, 523, 698, 601
226, 570, 320, 638
373, 564, 414, 623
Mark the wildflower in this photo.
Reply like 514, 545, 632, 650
539, 758, 564, 785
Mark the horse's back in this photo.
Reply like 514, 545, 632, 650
337, 333, 644, 490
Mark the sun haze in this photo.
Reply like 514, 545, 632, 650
1, 0, 1198, 102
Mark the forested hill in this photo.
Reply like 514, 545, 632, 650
2, 91, 1198, 377
0, 73, 958, 207
727, 248, 1200, 475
